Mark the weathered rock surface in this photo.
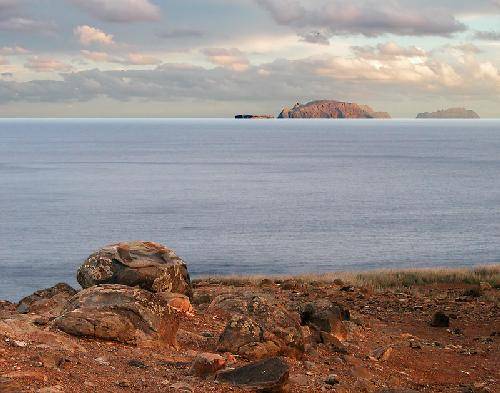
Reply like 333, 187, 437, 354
211, 292, 304, 359
54, 284, 178, 346
217, 357, 289, 391
299, 300, 350, 342
189, 353, 226, 377
77, 241, 191, 296
16, 283, 77, 317
416, 108, 480, 119
278, 100, 391, 119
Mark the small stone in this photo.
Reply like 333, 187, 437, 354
430, 312, 450, 327
95, 357, 110, 366
372, 346, 393, 361
325, 374, 340, 385
169, 382, 193, 392
189, 353, 226, 377
12, 340, 28, 348
128, 359, 147, 369
217, 357, 289, 390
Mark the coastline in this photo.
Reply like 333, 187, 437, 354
1, 261, 498, 392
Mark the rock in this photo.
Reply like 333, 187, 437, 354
214, 293, 304, 360
376, 389, 419, 393
462, 287, 482, 297
189, 353, 226, 377
372, 346, 393, 361
156, 292, 194, 316
278, 100, 390, 119
300, 300, 350, 342
320, 332, 348, 354
77, 241, 191, 296
192, 292, 211, 306
217, 357, 289, 391
325, 374, 340, 385
16, 283, 77, 317
55, 284, 178, 346
430, 312, 450, 327
128, 359, 147, 369
169, 382, 193, 392
416, 108, 480, 119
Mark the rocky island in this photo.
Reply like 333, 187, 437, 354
0, 241, 498, 392
416, 108, 480, 119
235, 114, 273, 119
278, 100, 391, 119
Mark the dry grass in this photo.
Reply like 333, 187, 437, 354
194, 264, 500, 290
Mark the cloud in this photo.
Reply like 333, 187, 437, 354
352, 42, 426, 59
0, 17, 56, 32
474, 30, 500, 41
202, 48, 250, 71
1, 43, 498, 108
74, 25, 115, 46
24, 56, 73, 72
0, 46, 29, 55
256, 0, 466, 38
0, 56, 9, 65
70, 0, 161, 23
157, 28, 204, 39
300, 31, 330, 45
81, 50, 161, 65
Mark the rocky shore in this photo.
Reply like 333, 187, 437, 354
0, 241, 498, 392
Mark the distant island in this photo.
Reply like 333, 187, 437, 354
235, 114, 274, 119
278, 100, 391, 119
416, 108, 480, 119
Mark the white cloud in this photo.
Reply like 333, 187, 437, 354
0, 46, 29, 55
74, 25, 115, 46
24, 56, 72, 72
81, 50, 161, 65
70, 0, 161, 23
0, 17, 56, 32
202, 48, 250, 71
256, 0, 466, 38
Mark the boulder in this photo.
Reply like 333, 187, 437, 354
217, 357, 289, 391
212, 292, 304, 360
16, 283, 77, 317
54, 284, 178, 346
299, 300, 350, 342
77, 241, 191, 296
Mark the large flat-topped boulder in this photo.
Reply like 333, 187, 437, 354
54, 284, 178, 346
77, 241, 191, 296
210, 292, 305, 360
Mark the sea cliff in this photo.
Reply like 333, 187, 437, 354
278, 100, 391, 119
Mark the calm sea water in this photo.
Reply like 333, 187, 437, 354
1, 119, 499, 300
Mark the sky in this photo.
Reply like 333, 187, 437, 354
0, 0, 499, 117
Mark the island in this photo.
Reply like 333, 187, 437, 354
277, 100, 391, 119
416, 108, 480, 119
235, 114, 274, 119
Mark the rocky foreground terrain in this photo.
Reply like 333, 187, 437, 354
278, 101, 391, 119
0, 241, 498, 393
416, 108, 480, 119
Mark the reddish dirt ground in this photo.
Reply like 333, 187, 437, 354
0, 279, 498, 392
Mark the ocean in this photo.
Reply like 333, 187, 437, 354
0, 118, 499, 300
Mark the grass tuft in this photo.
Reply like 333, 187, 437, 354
194, 264, 500, 290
